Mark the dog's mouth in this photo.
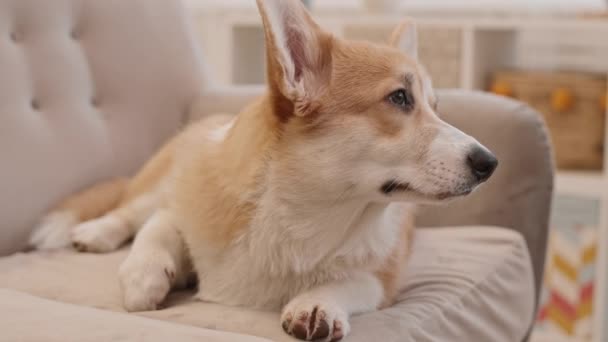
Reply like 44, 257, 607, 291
380, 180, 411, 194
380, 180, 472, 200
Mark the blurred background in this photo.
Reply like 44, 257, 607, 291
184, 1, 608, 342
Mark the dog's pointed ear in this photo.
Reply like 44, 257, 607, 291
256, 0, 332, 117
389, 20, 418, 60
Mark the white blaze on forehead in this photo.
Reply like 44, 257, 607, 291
208, 118, 235, 142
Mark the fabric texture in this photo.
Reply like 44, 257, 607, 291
0, 227, 535, 342
0, 0, 205, 255
1, 289, 271, 342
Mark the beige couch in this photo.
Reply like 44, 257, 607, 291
0, 1, 553, 341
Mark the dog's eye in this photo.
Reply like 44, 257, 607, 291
388, 89, 414, 111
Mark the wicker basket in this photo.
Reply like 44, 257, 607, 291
491, 71, 607, 170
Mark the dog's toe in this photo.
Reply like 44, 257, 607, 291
28, 211, 77, 251
70, 215, 129, 253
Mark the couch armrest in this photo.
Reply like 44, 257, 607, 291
417, 90, 554, 304
187, 85, 266, 122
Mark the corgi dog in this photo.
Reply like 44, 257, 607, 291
29, 0, 498, 340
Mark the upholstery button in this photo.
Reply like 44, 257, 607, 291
10, 31, 20, 42
70, 28, 80, 40
31, 99, 40, 111
91, 96, 100, 107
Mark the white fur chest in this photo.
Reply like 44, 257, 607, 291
193, 194, 410, 310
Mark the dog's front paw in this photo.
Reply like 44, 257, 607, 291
118, 250, 175, 312
71, 215, 129, 253
281, 297, 350, 342
28, 211, 78, 250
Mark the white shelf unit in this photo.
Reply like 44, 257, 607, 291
188, 6, 608, 342
556, 171, 606, 198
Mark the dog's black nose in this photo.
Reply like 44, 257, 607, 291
467, 147, 498, 182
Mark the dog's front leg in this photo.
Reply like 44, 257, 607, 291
118, 209, 190, 312
281, 271, 384, 341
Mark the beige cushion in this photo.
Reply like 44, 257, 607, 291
1, 288, 270, 342
0, 227, 534, 341
0, 0, 204, 255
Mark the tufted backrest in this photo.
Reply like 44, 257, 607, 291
0, 0, 204, 255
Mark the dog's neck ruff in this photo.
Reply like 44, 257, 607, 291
246, 174, 404, 277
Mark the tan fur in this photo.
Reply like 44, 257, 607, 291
55, 178, 128, 221
120, 139, 175, 205
171, 100, 280, 247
